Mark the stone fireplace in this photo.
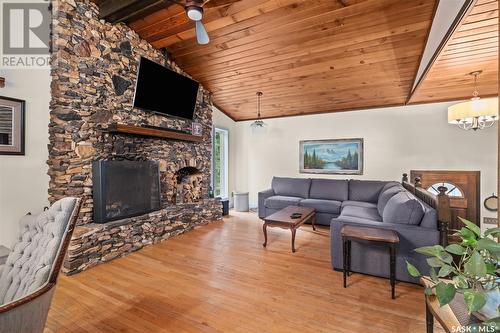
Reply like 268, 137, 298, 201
48, 0, 222, 275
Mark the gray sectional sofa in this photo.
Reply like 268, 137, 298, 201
258, 177, 440, 283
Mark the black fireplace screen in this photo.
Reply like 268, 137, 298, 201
92, 160, 161, 223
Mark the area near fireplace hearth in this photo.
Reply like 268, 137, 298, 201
47, 0, 221, 275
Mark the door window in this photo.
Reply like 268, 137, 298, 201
426, 182, 464, 198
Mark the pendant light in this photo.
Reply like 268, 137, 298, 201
250, 91, 267, 133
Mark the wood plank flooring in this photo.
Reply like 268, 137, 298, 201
46, 211, 445, 333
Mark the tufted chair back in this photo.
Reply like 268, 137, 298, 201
0, 197, 80, 305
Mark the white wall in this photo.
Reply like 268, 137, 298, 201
233, 102, 497, 226
0, 68, 50, 247
212, 107, 237, 206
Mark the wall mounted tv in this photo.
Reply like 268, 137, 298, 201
133, 57, 200, 120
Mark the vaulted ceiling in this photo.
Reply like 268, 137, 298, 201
96, 0, 498, 121
409, 0, 498, 104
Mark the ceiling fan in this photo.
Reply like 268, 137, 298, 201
167, 0, 240, 45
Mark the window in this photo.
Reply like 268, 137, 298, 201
213, 128, 229, 199
426, 182, 464, 197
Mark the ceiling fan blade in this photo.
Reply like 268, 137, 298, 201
204, 0, 240, 8
195, 20, 210, 44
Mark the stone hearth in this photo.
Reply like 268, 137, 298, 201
49, 0, 222, 275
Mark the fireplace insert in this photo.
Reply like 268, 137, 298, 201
92, 160, 161, 223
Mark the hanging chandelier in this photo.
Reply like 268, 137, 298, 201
448, 71, 498, 131
250, 91, 267, 130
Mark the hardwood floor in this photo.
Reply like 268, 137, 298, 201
46, 211, 444, 333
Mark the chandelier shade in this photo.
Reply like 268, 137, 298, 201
447, 71, 498, 131
448, 98, 498, 130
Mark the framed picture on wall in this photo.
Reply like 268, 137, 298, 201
299, 138, 363, 175
0, 96, 25, 155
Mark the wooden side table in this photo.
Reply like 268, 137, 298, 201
341, 225, 400, 299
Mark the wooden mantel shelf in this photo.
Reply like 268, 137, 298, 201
106, 123, 203, 143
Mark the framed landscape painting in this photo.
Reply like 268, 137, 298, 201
299, 139, 363, 175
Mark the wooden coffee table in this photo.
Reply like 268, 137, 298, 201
262, 206, 316, 252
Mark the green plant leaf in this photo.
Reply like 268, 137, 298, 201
477, 238, 500, 256
459, 227, 477, 241
427, 257, 444, 268
464, 251, 487, 277
439, 252, 454, 264
430, 267, 438, 283
406, 261, 421, 277
452, 275, 469, 289
463, 290, 487, 313
485, 228, 500, 237
445, 244, 465, 255
438, 264, 455, 277
460, 217, 481, 237
486, 263, 497, 275
425, 287, 434, 296
415, 245, 445, 257
436, 282, 456, 307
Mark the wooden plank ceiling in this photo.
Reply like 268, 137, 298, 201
409, 0, 499, 104
124, 0, 437, 120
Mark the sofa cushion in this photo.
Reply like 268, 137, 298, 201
340, 205, 382, 222
341, 201, 377, 209
309, 179, 348, 201
377, 185, 405, 216
383, 192, 424, 225
420, 202, 438, 229
348, 180, 387, 203
299, 199, 341, 214
380, 181, 401, 193
264, 196, 302, 210
271, 177, 311, 198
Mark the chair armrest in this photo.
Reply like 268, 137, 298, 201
258, 189, 275, 218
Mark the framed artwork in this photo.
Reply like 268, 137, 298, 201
299, 138, 363, 175
0, 96, 25, 155
192, 122, 202, 136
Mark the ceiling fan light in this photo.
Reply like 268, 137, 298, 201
187, 7, 203, 21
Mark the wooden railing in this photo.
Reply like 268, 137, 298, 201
402, 173, 451, 246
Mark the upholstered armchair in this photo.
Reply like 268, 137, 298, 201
0, 197, 81, 333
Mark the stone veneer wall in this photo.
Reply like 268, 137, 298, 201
49, 0, 221, 275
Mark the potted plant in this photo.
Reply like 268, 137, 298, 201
406, 217, 500, 328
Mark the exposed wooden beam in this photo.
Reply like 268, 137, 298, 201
406, 0, 476, 104
99, 0, 173, 23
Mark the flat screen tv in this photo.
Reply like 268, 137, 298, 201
133, 57, 199, 120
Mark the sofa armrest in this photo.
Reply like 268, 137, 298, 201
258, 189, 275, 218
331, 216, 440, 249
